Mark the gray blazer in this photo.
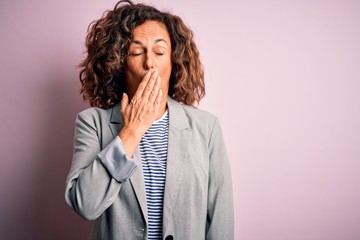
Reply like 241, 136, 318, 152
65, 97, 234, 240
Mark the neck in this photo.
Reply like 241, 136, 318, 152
156, 98, 168, 120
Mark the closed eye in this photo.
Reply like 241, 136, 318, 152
128, 52, 143, 56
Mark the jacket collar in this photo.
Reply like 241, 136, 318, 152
110, 102, 121, 124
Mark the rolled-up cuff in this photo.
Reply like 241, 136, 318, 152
97, 136, 138, 182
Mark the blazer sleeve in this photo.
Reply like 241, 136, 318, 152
206, 118, 234, 240
64, 110, 138, 220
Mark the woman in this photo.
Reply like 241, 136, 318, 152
65, 1, 234, 239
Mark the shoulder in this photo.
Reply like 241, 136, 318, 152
169, 99, 226, 150
183, 104, 223, 138
75, 104, 117, 128
77, 106, 111, 120
181, 104, 218, 126
168, 97, 220, 135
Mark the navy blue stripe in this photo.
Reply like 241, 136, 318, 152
139, 113, 169, 240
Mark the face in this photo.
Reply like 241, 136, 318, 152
125, 20, 172, 101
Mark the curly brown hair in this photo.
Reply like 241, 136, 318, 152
79, 0, 205, 109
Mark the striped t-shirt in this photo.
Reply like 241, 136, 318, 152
139, 111, 169, 240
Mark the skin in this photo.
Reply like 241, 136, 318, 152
119, 20, 172, 157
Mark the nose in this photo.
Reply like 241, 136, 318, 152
144, 52, 154, 70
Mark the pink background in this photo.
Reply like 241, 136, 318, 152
1, 0, 359, 239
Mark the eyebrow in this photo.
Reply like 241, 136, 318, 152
131, 38, 168, 46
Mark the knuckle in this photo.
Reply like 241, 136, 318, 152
130, 100, 140, 109
138, 84, 145, 90
138, 99, 146, 106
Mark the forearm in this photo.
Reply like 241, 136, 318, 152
65, 158, 122, 220
65, 112, 138, 220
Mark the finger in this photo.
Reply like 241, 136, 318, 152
141, 70, 158, 99
121, 92, 129, 115
132, 71, 152, 102
154, 89, 163, 106
148, 76, 161, 103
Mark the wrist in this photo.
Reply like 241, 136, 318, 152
119, 126, 142, 141
118, 126, 142, 158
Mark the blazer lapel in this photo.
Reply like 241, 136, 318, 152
163, 97, 192, 233
129, 149, 148, 224
108, 103, 148, 225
